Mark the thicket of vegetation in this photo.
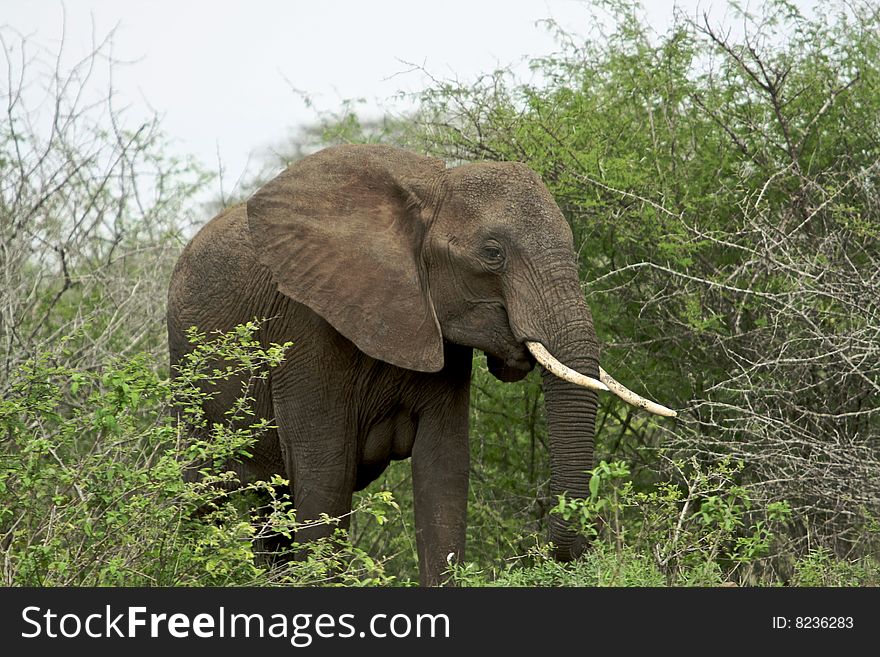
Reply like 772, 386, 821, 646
2, 1, 878, 586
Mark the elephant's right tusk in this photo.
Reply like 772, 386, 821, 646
525, 341, 609, 392
599, 367, 678, 418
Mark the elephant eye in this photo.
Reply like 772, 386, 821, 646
481, 243, 505, 267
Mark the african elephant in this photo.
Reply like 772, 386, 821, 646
166, 144, 674, 586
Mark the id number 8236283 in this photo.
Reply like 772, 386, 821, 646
772, 616, 854, 629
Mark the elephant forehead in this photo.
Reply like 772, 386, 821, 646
445, 163, 567, 228
450, 162, 548, 199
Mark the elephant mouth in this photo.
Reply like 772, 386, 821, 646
486, 351, 535, 382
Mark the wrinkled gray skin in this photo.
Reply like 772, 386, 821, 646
167, 144, 599, 585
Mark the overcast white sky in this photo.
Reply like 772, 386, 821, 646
3, 1, 815, 199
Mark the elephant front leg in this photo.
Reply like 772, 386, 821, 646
411, 393, 470, 586
271, 388, 357, 551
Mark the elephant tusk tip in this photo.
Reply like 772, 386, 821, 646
598, 366, 678, 418
645, 403, 677, 418
639, 401, 678, 418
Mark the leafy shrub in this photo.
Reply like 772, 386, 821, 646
552, 458, 792, 585
0, 322, 396, 586
450, 542, 668, 587
447, 458, 791, 586
792, 548, 880, 587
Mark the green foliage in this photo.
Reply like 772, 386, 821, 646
551, 458, 792, 584
792, 548, 880, 587
450, 543, 669, 587
0, 323, 394, 586
444, 457, 791, 586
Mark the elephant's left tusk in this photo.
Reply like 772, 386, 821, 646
525, 341, 609, 392
599, 367, 678, 418
525, 341, 677, 417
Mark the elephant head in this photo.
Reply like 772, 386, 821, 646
246, 144, 674, 560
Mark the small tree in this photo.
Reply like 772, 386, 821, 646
0, 24, 210, 391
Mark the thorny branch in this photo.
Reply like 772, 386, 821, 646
0, 25, 206, 391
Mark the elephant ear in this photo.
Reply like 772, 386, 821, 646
246, 144, 446, 372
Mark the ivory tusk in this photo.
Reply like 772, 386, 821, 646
524, 341, 677, 417
525, 341, 609, 392
599, 367, 678, 418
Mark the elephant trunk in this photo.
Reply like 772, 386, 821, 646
509, 262, 672, 560
541, 341, 599, 561
529, 319, 674, 558
507, 270, 602, 561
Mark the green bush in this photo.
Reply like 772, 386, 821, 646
552, 458, 792, 585
444, 458, 788, 586
792, 548, 880, 587
451, 543, 668, 587
0, 322, 396, 586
